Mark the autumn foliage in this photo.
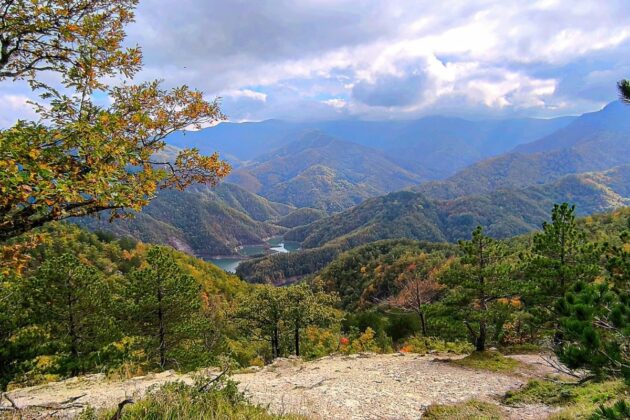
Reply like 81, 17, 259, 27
0, 0, 230, 243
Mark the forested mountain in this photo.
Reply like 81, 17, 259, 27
415, 102, 630, 200
275, 207, 327, 228
290, 165, 630, 248
314, 206, 630, 312
76, 183, 291, 256
238, 165, 630, 283
514, 101, 630, 153
228, 131, 424, 212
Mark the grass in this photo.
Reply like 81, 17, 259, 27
78, 376, 302, 420
504, 378, 629, 419
451, 350, 524, 373
499, 343, 544, 355
423, 399, 504, 419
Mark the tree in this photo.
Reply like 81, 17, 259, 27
236, 285, 287, 359
0, 0, 230, 242
555, 215, 630, 383
525, 204, 600, 329
22, 253, 114, 375
124, 246, 202, 369
385, 253, 446, 336
555, 280, 629, 383
619, 80, 630, 103
443, 226, 514, 351
284, 283, 339, 357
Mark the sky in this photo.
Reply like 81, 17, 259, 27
2, 0, 630, 125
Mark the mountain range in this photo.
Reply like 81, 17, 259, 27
227, 131, 424, 212
166, 114, 574, 178
415, 102, 630, 200
78, 101, 630, 268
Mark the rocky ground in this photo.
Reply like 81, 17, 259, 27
1, 353, 561, 419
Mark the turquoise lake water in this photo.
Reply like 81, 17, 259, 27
207, 237, 300, 273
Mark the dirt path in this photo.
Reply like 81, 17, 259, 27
1, 353, 559, 419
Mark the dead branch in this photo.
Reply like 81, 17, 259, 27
197, 368, 229, 392
110, 398, 134, 420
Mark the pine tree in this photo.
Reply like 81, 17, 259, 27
619, 79, 630, 103
22, 254, 114, 375
556, 215, 630, 383
525, 203, 600, 333
124, 246, 202, 369
556, 280, 629, 383
443, 226, 514, 351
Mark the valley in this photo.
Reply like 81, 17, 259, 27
3, 3, 630, 419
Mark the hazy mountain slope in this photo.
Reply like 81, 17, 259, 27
228, 131, 424, 212
515, 101, 630, 154
165, 115, 574, 179
415, 103, 630, 200
77, 186, 287, 257
165, 119, 301, 164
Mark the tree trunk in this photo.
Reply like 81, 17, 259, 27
476, 321, 487, 352
294, 323, 300, 357
419, 312, 427, 336
272, 325, 280, 359
67, 290, 79, 376
157, 287, 166, 369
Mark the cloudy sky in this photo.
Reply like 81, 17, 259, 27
2, 0, 630, 124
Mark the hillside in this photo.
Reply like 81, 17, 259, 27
77, 184, 290, 257
415, 102, 630, 200
275, 207, 327, 228
238, 168, 630, 283
290, 165, 630, 249
313, 206, 630, 312
228, 131, 424, 212
515, 101, 630, 154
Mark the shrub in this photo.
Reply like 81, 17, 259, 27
301, 326, 340, 360
452, 351, 523, 373
423, 399, 503, 419
400, 336, 473, 355
81, 375, 299, 419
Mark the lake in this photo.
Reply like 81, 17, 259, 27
208, 236, 300, 273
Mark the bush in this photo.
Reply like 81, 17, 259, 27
80, 375, 299, 419
423, 399, 503, 419
504, 379, 628, 419
301, 326, 340, 360
452, 351, 523, 373
400, 337, 473, 355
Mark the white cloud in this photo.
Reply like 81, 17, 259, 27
4, 0, 629, 124
322, 98, 346, 109
0, 93, 39, 127
222, 89, 268, 102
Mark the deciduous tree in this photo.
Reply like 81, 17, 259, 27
284, 283, 339, 357
385, 253, 447, 336
0, 0, 230, 243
